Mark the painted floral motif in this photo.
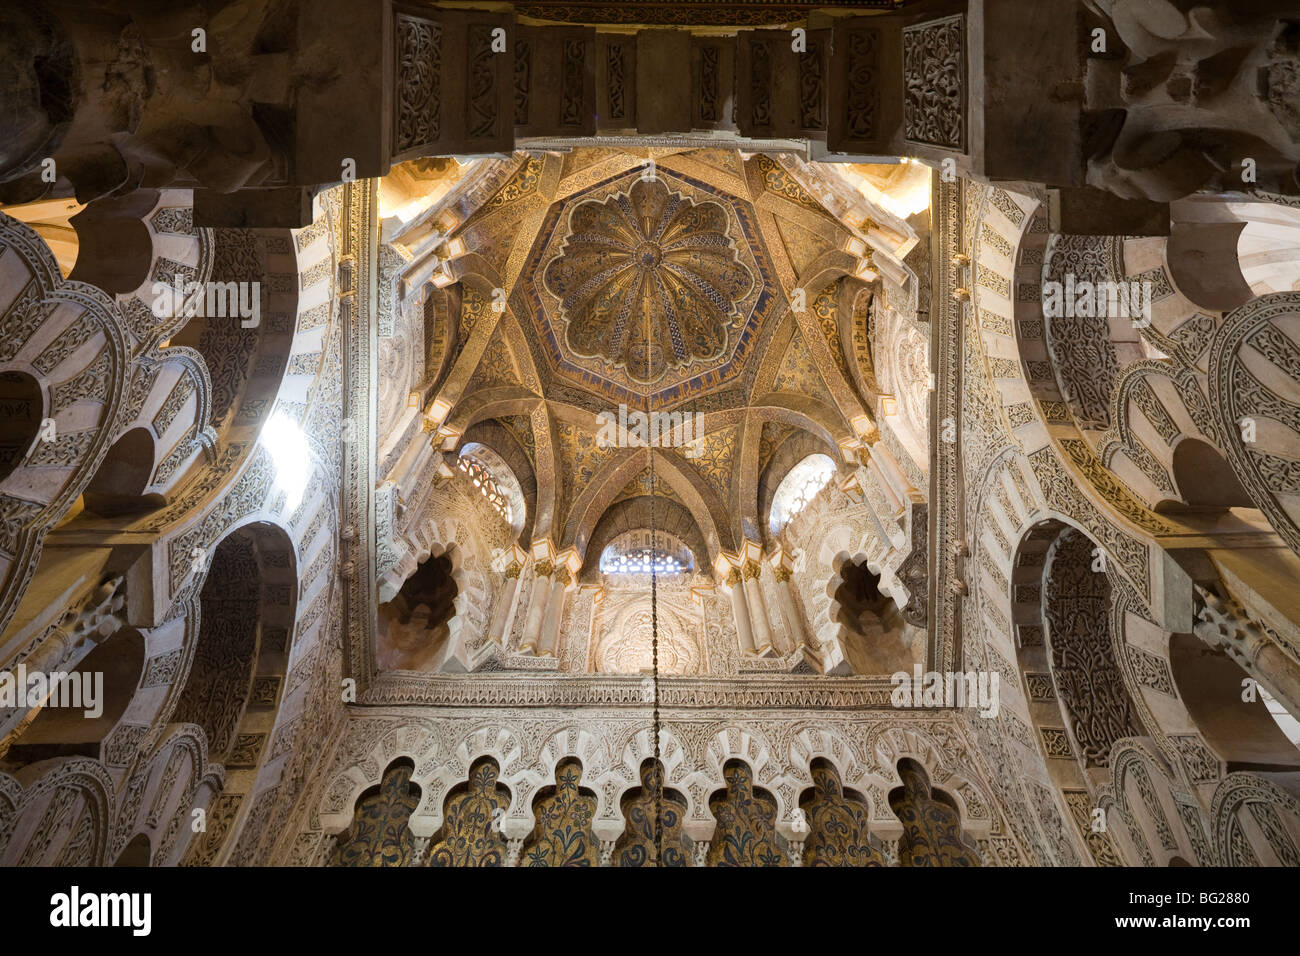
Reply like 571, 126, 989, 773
428, 756, 511, 867
520, 758, 599, 866
889, 760, 980, 867
330, 760, 420, 867
543, 177, 753, 383
801, 759, 885, 866
614, 760, 692, 866
706, 760, 787, 866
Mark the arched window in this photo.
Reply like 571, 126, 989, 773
599, 530, 692, 576
456, 442, 523, 529
457, 455, 510, 521
769, 453, 835, 533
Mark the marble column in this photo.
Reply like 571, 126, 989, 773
536, 570, 569, 657
743, 559, 777, 657
727, 567, 756, 656
771, 562, 810, 654
868, 441, 913, 509
486, 561, 522, 645
518, 561, 553, 654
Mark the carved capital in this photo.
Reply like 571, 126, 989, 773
1194, 587, 1281, 670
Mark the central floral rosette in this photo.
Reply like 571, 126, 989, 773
543, 177, 754, 383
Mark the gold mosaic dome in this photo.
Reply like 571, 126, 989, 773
543, 177, 754, 383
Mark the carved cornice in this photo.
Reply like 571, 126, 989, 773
360, 673, 903, 709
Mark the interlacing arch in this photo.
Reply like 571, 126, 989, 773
303, 717, 989, 866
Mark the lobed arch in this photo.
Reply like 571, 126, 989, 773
123, 723, 220, 868
811, 542, 914, 672
0, 212, 131, 637
52, 344, 217, 527
5, 185, 359, 869
863, 724, 992, 836
959, 190, 1184, 613
72, 189, 215, 351
375, 512, 492, 675
427, 754, 513, 867
1099, 358, 1217, 512
821, 551, 921, 676
303, 713, 996, 866
887, 757, 982, 866
1207, 292, 1300, 560
165, 226, 302, 447
328, 757, 423, 867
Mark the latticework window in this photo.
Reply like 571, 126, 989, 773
457, 453, 512, 523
